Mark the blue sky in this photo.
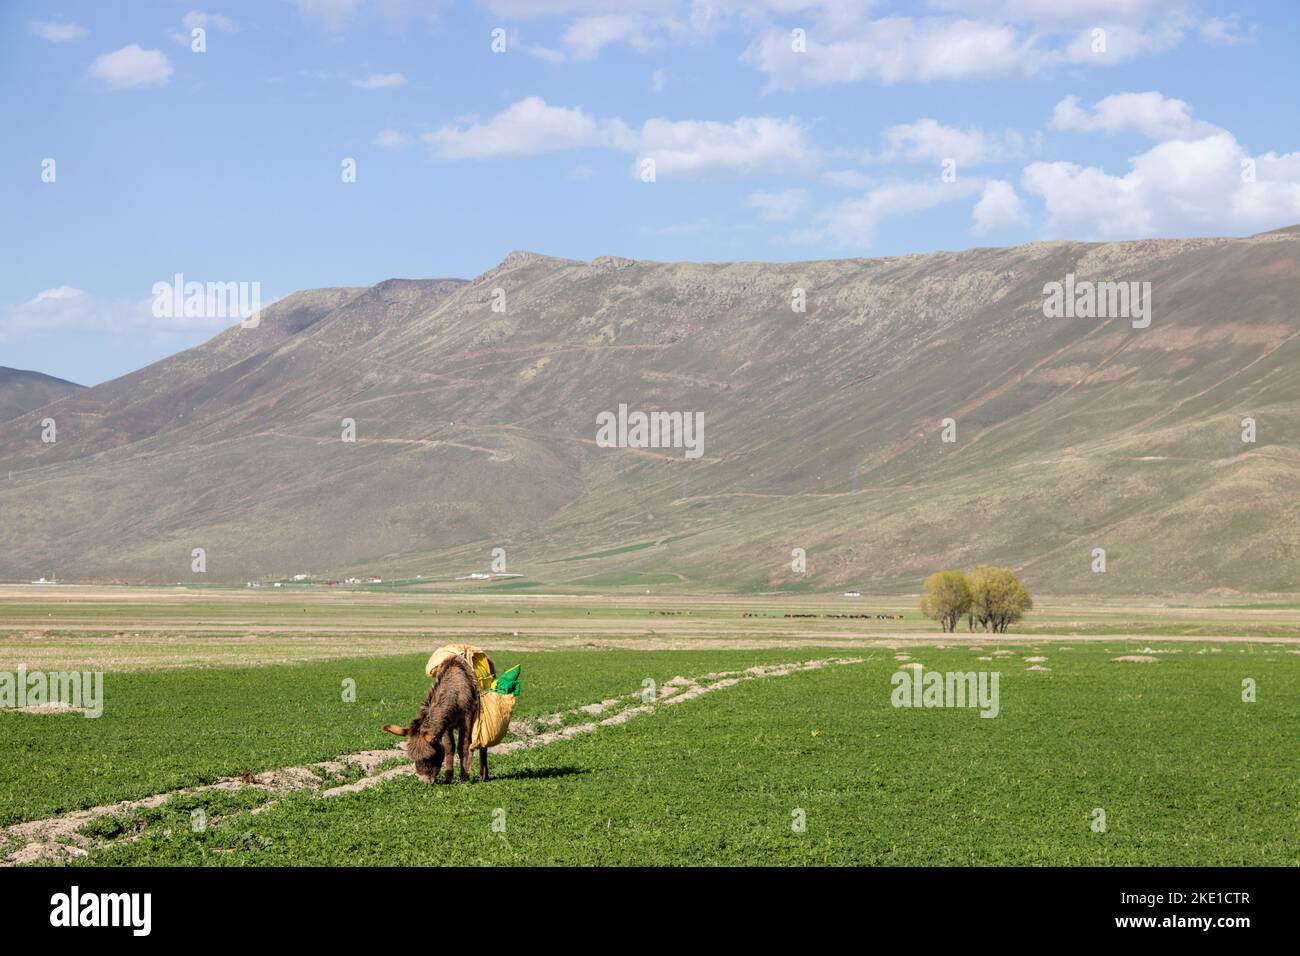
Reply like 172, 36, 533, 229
2, 0, 1298, 385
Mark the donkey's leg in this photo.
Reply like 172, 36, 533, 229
479, 747, 489, 782
458, 718, 474, 782
440, 729, 455, 784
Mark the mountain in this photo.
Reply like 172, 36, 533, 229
0, 368, 84, 424
0, 233, 1297, 595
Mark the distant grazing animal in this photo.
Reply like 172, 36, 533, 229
383, 654, 482, 783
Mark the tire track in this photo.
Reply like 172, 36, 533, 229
1, 656, 861, 866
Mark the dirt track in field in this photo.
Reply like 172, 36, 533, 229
1, 585, 1296, 673
1, 657, 860, 866
4, 627, 1298, 672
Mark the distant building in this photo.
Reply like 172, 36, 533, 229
456, 571, 524, 581
843, 590, 861, 598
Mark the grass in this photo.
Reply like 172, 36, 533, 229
6, 642, 1289, 866
738, 579, 819, 594
3, 591, 1296, 865
0, 648, 803, 826
549, 533, 697, 564
4, 588, 1299, 636
549, 540, 661, 562
569, 571, 686, 586
76, 789, 273, 842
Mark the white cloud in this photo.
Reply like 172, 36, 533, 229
480, 2, 747, 61
29, 287, 86, 305
31, 20, 88, 42
352, 72, 407, 89
425, 97, 635, 159
972, 180, 1029, 234
171, 11, 239, 45
1023, 131, 1300, 239
930, 1, 1181, 21
1200, 15, 1253, 46
1022, 159, 1148, 237
424, 97, 815, 179
639, 115, 817, 178
793, 179, 980, 248
651, 66, 668, 92
563, 14, 656, 59
872, 118, 1024, 166
89, 45, 173, 90
566, 164, 595, 181
479, 0, 674, 19
292, 0, 446, 31
1231, 152, 1300, 225
295, 0, 362, 31
184, 11, 239, 32
470, 2, 1200, 84
304, 69, 407, 89
746, 188, 809, 222
744, 18, 1028, 89
0, 286, 239, 346
1060, 17, 1190, 65
742, 6, 1198, 89
374, 128, 410, 148
1050, 92, 1218, 140
528, 45, 567, 63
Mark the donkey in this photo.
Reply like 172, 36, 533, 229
383, 654, 481, 783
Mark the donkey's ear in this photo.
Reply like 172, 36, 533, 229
383, 724, 409, 736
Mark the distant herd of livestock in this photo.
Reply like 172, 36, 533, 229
743, 612, 905, 620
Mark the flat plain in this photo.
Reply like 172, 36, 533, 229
1, 585, 1295, 866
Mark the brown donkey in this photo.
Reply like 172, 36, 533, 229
383, 654, 482, 783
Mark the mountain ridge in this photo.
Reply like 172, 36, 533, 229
1, 229, 1297, 594
0, 367, 85, 424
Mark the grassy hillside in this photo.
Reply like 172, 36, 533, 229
0, 232, 1297, 594
0, 367, 83, 423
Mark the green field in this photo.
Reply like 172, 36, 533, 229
3, 630, 1295, 866
0, 649, 796, 826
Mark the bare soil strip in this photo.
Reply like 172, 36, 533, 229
0, 656, 861, 866
3, 630, 1292, 673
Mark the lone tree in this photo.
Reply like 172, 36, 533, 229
919, 570, 972, 632
966, 565, 1033, 633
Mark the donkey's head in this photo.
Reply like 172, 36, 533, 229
382, 685, 445, 782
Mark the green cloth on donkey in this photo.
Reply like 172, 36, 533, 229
493, 664, 521, 696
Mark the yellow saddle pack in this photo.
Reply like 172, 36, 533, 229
423, 643, 520, 750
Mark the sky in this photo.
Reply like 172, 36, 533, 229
1, 0, 1298, 386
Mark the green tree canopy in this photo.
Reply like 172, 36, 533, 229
967, 565, 1033, 633
919, 570, 972, 632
